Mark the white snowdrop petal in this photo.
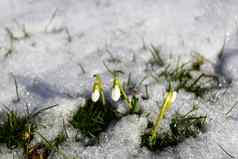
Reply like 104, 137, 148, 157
171, 91, 177, 103
91, 89, 100, 102
112, 86, 121, 102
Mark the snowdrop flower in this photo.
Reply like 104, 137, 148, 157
111, 79, 121, 102
91, 74, 105, 104
91, 84, 100, 102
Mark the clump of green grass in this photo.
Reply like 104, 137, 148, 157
27, 143, 50, 159
0, 110, 36, 149
152, 59, 220, 97
170, 109, 207, 139
70, 98, 118, 145
141, 106, 207, 151
26, 130, 68, 159
148, 45, 165, 67
0, 104, 57, 151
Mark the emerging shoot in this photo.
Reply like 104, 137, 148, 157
150, 85, 177, 145
141, 104, 207, 151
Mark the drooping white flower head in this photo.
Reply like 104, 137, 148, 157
91, 74, 105, 103
91, 81, 100, 102
111, 79, 121, 102
91, 87, 100, 102
170, 91, 177, 103
112, 85, 121, 101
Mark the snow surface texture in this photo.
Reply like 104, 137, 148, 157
0, 0, 238, 158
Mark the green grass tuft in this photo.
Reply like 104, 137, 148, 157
152, 61, 220, 97
70, 99, 118, 144
141, 106, 207, 151
27, 130, 68, 159
0, 104, 58, 152
0, 111, 36, 149
148, 45, 164, 67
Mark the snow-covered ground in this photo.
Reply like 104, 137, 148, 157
0, 0, 238, 158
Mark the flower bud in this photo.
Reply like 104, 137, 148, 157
111, 79, 121, 102
112, 85, 121, 101
91, 85, 100, 102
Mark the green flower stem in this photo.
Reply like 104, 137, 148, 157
100, 91, 106, 105
150, 116, 162, 144
118, 83, 132, 110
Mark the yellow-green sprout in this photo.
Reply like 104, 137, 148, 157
150, 87, 177, 145
91, 74, 105, 105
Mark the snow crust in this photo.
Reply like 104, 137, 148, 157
0, 0, 238, 158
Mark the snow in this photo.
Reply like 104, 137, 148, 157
0, 0, 238, 158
